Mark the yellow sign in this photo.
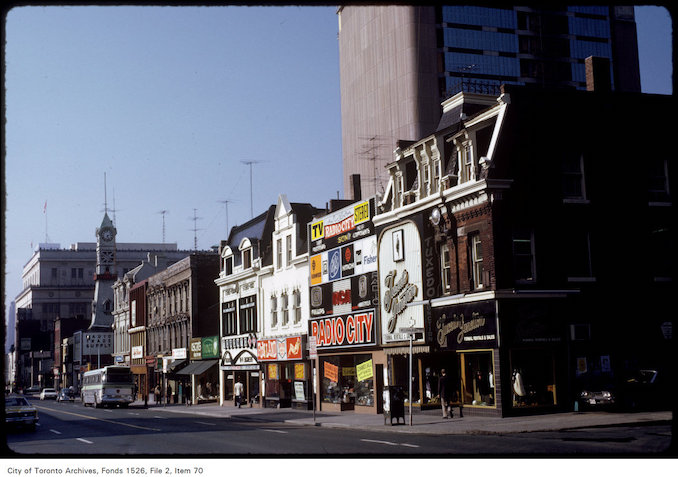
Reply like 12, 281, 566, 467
310, 254, 322, 285
311, 220, 324, 241
354, 201, 370, 225
356, 360, 373, 382
341, 366, 356, 377
294, 363, 305, 380
268, 363, 278, 380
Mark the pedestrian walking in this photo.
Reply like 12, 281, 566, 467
438, 369, 452, 419
166, 382, 172, 404
234, 378, 244, 408
154, 384, 160, 406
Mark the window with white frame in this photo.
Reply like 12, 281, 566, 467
469, 233, 484, 290
460, 143, 474, 183
513, 228, 536, 282
281, 292, 289, 326
293, 289, 302, 324
277, 238, 283, 270
243, 247, 252, 269
562, 152, 587, 200
286, 235, 293, 265
432, 158, 441, 194
441, 243, 452, 293
422, 161, 430, 197
270, 295, 278, 328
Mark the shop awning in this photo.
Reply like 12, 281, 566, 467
167, 359, 187, 372
384, 345, 430, 356
176, 360, 218, 376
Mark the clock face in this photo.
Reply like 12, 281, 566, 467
101, 228, 114, 242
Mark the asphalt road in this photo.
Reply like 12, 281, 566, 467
4, 397, 672, 457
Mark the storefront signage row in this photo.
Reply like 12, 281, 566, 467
310, 199, 375, 253
432, 300, 498, 350
309, 311, 376, 349
257, 336, 304, 361
190, 336, 220, 360
310, 271, 378, 317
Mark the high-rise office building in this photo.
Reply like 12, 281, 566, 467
338, 5, 641, 199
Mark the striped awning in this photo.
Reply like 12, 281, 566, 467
384, 345, 430, 356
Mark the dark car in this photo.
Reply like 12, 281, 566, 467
577, 369, 665, 412
57, 388, 76, 403
5, 395, 39, 431
23, 385, 42, 396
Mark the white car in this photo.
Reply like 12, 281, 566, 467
39, 388, 58, 400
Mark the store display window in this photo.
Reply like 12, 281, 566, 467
265, 362, 309, 403
510, 348, 557, 408
320, 355, 374, 407
460, 350, 496, 407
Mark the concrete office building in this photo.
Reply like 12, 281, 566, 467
338, 5, 642, 200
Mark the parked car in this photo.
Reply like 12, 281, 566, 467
39, 388, 58, 400
577, 369, 665, 411
5, 395, 39, 431
57, 388, 76, 403
24, 385, 42, 395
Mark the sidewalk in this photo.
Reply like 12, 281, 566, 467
133, 400, 673, 436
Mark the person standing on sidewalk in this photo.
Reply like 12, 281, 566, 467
438, 369, 452, 419
184, 382, 192, 406
154, 384, 161, 406
234, 378, 244, 408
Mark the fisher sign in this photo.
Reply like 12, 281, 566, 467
308, 310, 376, 349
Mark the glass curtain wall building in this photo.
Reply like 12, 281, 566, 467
338, 5, 641, 200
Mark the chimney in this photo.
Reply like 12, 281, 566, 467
585, 56, 611, 92
351, 174, 362, 201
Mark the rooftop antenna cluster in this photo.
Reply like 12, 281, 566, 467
157, 210, 169, 243
189, 208, 203, 251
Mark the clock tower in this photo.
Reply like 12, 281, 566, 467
90, 212, 118, 330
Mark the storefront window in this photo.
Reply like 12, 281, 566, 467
510, 348, 556, 408
320, 355, 374, 407
265, 362, 308, 403
460, 350, 495, 407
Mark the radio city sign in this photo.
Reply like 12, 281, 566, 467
309, 311, 376, 349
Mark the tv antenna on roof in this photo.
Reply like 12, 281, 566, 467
189, 208, 203, 251
157, 210, 169, 243
217, 199, 236, 235
241, 160, 264, 218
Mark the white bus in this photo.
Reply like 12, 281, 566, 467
81, 366, 135, 408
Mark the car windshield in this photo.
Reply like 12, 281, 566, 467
44, 388, 56, 392
6, 397, 29, 406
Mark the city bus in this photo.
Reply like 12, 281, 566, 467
81, 365, 135, 408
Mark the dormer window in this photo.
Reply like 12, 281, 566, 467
221, 247, 234, 275
239, 238, 253, 270
460, 143, 474, 184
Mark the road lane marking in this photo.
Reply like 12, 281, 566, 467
49, 429, 62, 435
262, 429, 288, 434
195, 421, 216, 426
77, 438, 93, 444
34, 405, 161, 432
361, 439, 398, 446
361, 439, 419, 448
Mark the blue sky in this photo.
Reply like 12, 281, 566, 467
2, 5, 673, 334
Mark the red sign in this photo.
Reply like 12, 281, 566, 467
257, 336, 304, 361
309, 311, 375, 349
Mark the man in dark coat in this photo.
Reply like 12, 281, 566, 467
438, 369, 452, 418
